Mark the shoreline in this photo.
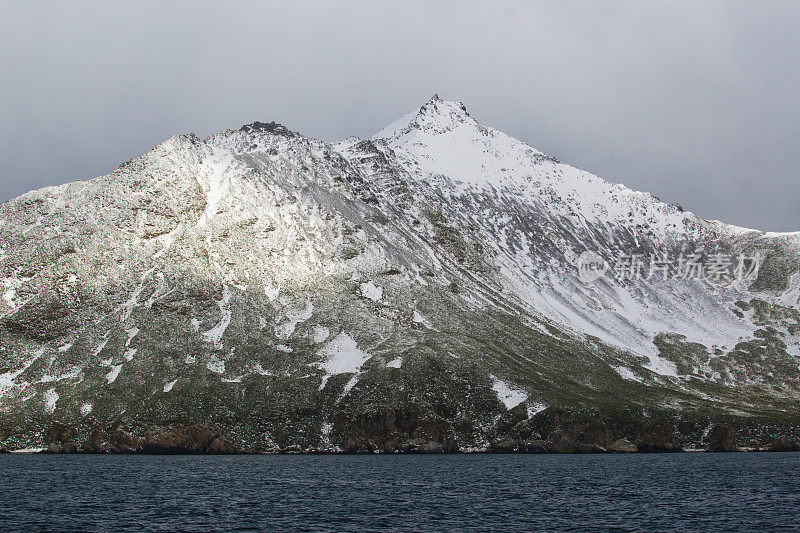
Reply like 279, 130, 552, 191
4, 447, 799, 455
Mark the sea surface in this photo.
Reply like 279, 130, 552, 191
1, 452, 799, 531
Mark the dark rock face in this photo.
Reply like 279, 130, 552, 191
545, 431, 578, 454
706, 424, 738, 452
239, 121, 298, 138
43, 421, 78, 454
635, 421, 680, 453
476, 408, 755, 454
488, 439, 523, 453
9, 408, 797, 454
109, 424, 142, 453
767, 437, 799, 452
80, 425, 110, 453
530, 410, 612, 454
43, 422, 238, 454
141, 424, 238, 454
330, 407, 458, 453
485, 409, 699, 454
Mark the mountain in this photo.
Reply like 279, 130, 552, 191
1, 95, 799, 453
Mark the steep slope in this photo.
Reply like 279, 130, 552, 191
1, 96, 799, 453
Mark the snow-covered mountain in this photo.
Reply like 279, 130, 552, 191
1, 95, 799, 453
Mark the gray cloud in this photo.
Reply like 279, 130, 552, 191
1, 0, 798, 230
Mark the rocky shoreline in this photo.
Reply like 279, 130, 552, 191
5, 445, 800, 455
6, 407, 798, 456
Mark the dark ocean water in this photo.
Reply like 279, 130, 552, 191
1, 453, 799, 532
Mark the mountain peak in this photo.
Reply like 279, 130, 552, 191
239, 121, 298, 138
372, 95, 473, 141
420, 93, 469, 115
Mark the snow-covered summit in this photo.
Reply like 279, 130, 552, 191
373, 94, 474, 140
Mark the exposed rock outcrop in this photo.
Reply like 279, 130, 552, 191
706, 424, 738, 452
767, 437, 799, 452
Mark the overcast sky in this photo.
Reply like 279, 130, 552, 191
1, 1, 799, 231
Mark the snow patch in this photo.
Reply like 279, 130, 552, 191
206, 355, 225, 374
386, 357, 403, 368
312, 325, 330, 344
342, 375, 360, 396
316, 333, 371, 390
490, 375, 528, 409
163, 379, 178, 392
263, 282, 280, 301
412, 309, 434, 328
43, 388, 59, 414
275, 300, 313, 340
203, 285, 232, 349
527, 402, 548, 417
80, 403, 93, 416
106, 364, 123, 384
57, 342, 73, 353
1, 276, 26, 309
359, 281, 383, 302
92, 333, 110, 357
613, 366, 643, 382
118, 268, 154, 323
153, 225, 180, 258
125, 327, 139, 345
123, 326, 139, 361
251, 362, 272, 376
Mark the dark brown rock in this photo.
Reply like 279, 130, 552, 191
417, 442, 447, 454
767, 437, 799, 452
45, 443, 62, 453
81, 425, 111, 453
490, 403, 529, 439
531, 407, 570, 439
44, 422, 76, 447
575, 443, 607, 454
142, 424, 237, 454
562, 419, 610, 449
110, 425, 143, 452
144, 427, 192, 453
706, 423, 738, 452
209, 437, 236, 454
545, 430, 578, 453
331, 406, 458, 453
636, 421, 679, 452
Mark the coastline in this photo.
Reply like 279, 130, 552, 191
4, 446, 799, 455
